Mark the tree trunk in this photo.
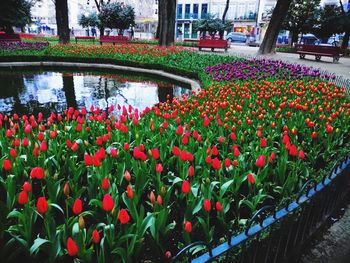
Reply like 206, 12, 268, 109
55, 0, 70, 44
158, 0, 176, 46
258, 0, 292, 54
220, 0, 230, 39
155, 1, 162, 39
341, 31, 349, 49
291, 29, 298, 47
4, 26, 14, 34
99, 26, 105, 36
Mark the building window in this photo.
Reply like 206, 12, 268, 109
193, 4, 199, 19
155, 9, 158, 14
177, 4, 183, 19
185, 4, 190, 19
201, 3, 208, 18
155, 0, 158, 4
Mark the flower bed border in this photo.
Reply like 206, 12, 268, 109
173, 156, 350, 262
0, 58, 201, 92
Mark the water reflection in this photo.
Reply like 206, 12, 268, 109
0, 69, 191, 115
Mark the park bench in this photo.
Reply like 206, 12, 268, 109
198, 39, 228, 52
75, 36, 95, 44
295, 44, 341, 63
100, 36, 129, 45
0, 34, 21, 42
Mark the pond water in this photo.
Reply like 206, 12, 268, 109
0, 68, 191, 116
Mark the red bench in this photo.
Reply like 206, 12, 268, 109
100, 36, 129, 45
198, 39, 228, 52
295, 44, 341, 63
75, 36, 95, 44
0, 34, 21, 42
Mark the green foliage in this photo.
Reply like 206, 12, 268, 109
312, 5, 343, 41
78, 12, 100, 28
0, 0, 32, 32
193, 14, 232, 38
281, 0, 320, 43
98, 2, 135, 35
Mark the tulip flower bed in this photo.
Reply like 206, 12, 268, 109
0, 45, 350, 262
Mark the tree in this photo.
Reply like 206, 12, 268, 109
93, 0, 111, 36
79, 12, 100, 29
281, 0, 320, 46
338, 0, 350, 49
99, 2, 135, 36
158, 0, 176, 46
312, 5, 342, 43
220, 0, 230, 38
258, 0, 293, 55
55, 0, 70, 44
0, 0, 32, 33
193, 15, 232, 39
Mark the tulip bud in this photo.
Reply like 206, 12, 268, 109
161, 186, 166, 195
63, 182, 70, 196
124, 170, 131, 181
78, 215, 85, 229
149, 191, 156, 203
157, 195, 163, 206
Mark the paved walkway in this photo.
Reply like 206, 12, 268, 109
201, 44, 350, 80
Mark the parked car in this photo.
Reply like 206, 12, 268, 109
327, 34, 350, 47
299, 34, 321, 45
226, 32, 247, 43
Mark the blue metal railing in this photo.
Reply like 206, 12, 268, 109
172, 155, 350, 262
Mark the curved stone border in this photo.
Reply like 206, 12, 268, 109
0, 61, 201, 92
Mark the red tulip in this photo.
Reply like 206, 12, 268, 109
36, 197, 49, 214
224, 158, 231, 167
188, 165, 194, 177
18, 191, 28, 205
110, 148, 118, 157
101, 178, 109, 190
92, 230, 100, 244
311, 131, 317, 139
181, 180, 190, 194
152, 148, 160, 159
9, 148, 17, 158
40, 141, 47, 152
30, 167, 44, 180
67, 237, 78, 256
23, 181, 32, 192
203, 116, 210, 127
184, 221, 192, 233
269, 152, 276, 163
118, 209, 130, 224
37, 132, 44, 141
255, 155, 265, 167
22, 137, 29, 147
248, 173, 255, 185
172, 146, 180, 156
299, 150, 305, 159
203, 199, 211, 212
71, 142, 78, 152
180, 150, 187, 161
3, 159, 11, 171
176, 125, 183, 136
6, 129, 13, 138
156, 163, 163, 173
260, 138, 267, 148
157, 195, 163, 206
124, 170, 131, 181
124, 142, 129, 150
212, 158, 221, 170
216, 201, 223, 212
84, 154, 93, 166
102, 194, 114, 212
233, 146, 240, 157
289, 145, 298, 156
165, 251, 172, 259
72, 198, 83, 215
126, 185, 134, 199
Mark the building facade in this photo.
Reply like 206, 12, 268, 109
176, 0, 278, 40
30, 0, 158, 36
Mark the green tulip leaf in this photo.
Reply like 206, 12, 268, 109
30, 237, 50, 255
